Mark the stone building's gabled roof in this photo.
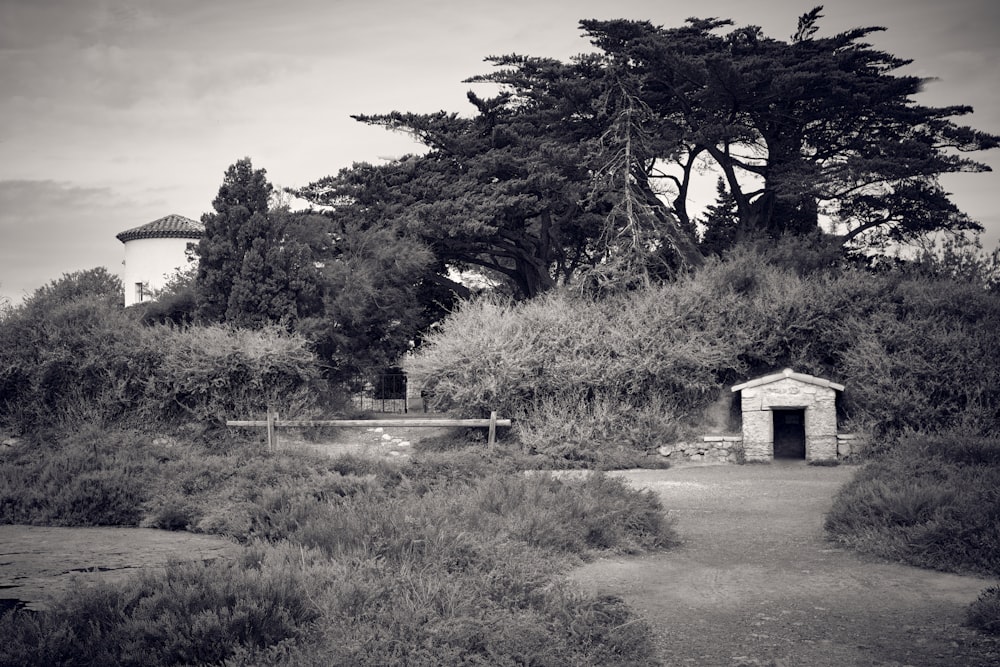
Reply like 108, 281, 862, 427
731, 368, 844, 393
116, 214, 204, 243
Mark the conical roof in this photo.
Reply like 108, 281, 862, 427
116, 214, 204, 243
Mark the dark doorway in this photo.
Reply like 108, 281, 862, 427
773, 409, 806, 459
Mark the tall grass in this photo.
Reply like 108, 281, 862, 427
0, 428, 673, 665
825, 433, 1000, 576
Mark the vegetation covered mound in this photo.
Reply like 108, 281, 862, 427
408, 246, 1000, 464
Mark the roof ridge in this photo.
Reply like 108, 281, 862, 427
731, 368, 844, 393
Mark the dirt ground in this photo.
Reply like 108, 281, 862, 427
277, 413, 462, 458
569, 462, 1000, 667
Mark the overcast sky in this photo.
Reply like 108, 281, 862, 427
2, 0, 999, 304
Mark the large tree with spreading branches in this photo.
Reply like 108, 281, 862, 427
297, 7, 997, 296
581, 8, 998, 247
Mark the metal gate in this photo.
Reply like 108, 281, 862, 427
350, 370, 409, 413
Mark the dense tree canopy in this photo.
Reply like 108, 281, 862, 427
580, 8, 999, 246
195, 158, 450, 382
297, 7, 997, 296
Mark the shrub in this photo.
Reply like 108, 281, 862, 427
407, 288, 741, 420
825, 432, 1000, 576
142, 324, 322, 426
0, 304, 325, 433
967, 586, 1000, 635
0, 297, 157, 432
407, 248, 1000, 462
406, 285, 747, 463
473, 472, 674, 554
0, 425, 672, 666
516, 393, 678, 468
0, 427, 153, 526
229, 472, 669, 666
0, 544, 321, 667
835, 278, 1000, 437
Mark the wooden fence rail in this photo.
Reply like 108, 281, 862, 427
227, 411, 511, 450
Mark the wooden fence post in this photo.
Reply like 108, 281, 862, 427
488, 411, 497, 446
266, 408, 275, 452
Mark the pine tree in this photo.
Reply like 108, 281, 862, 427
196, 158, 322, 326
699, 178, 740, 257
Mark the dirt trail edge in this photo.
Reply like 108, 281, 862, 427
569, 462, 1000, 667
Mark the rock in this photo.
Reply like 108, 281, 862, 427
397, 441, 411, 447
0, 526, 240, 611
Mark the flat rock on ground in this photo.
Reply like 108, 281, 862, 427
0, 526, 241, 611
570, 462, 1000, 667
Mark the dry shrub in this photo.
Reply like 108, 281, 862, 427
516, 393, 678, 468
967, 586, 1000, 635
825, 432, 1000, 576
408, 247, 1000, 463
0, 298, 324, 433
0, 542, 322, 667
143, 324, 322, 426
0, 424, 671, 666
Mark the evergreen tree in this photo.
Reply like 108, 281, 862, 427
581, 9, 998, 244
196, 158, 322, 327
699, 178, 740, 256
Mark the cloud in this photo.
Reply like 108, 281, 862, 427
0, 180, 165, 303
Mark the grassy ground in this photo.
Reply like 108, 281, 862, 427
0, 425, 675, 666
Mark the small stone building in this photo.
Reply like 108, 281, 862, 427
731, 369, 843, 462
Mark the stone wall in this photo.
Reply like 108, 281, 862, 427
837, 433, 862, 459
657, 433, 862, 465
658, 436, 743, 464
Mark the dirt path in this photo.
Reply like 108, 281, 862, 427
570, 462, 1000, 667
280, 413, 462, 459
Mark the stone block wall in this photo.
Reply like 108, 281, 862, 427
656, 433, 861, 465
658, 436, 743, 464
836, 433, 862, 458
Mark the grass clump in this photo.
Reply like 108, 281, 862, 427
0, 544, 321, 667
966, 587, 1000, 636
824, 432, 1000, 637
825, 432, 1000, 576
0, 426, 153, 526
231, 471, 670, 666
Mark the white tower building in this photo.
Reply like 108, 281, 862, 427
116, 214, 204, 307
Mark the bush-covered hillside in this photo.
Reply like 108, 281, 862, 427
0, 270, 323, 433
407, 247, 1000, 464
